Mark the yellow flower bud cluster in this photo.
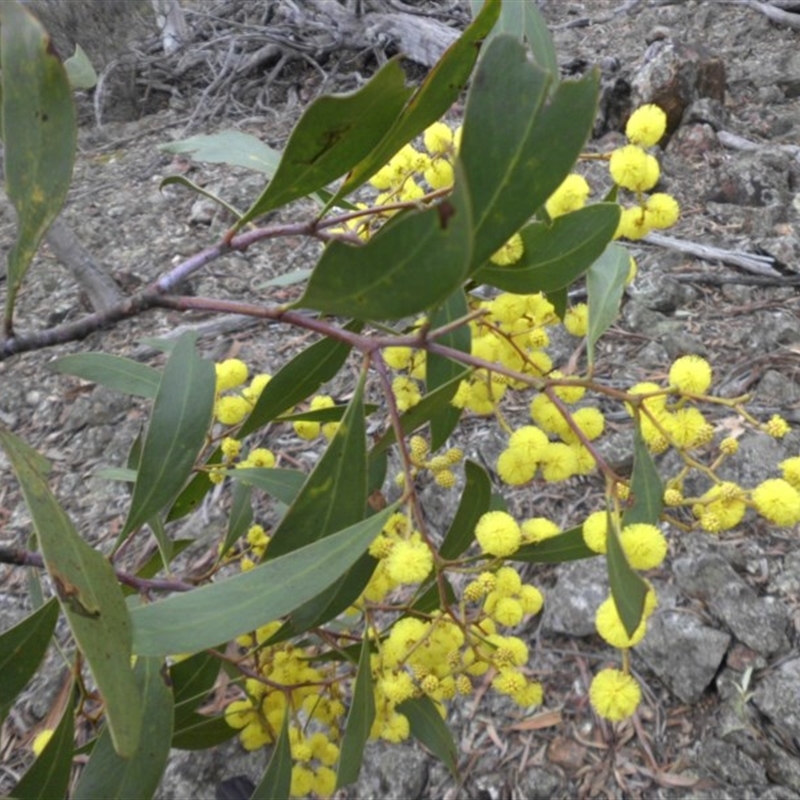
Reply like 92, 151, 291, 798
606, 104, 680, 240
213, 359, 271, 427
292, 394, 340, 441
396, 435, 463, 490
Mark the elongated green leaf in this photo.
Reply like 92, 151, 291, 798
227, 468, 306, 507
12, 685, 74, 800
159, 130, 281, 174
606, 518, 648, 638
369, 369, 470, 458
171, 713, 237, 750
122, 333, 215, 537
171, 651, 222, 726
397, 696, 458, 777
239, 59, 411, 226
73, 657, 173, 800
267, 372, 368, 558
335, 0, 501, 201
252, 713, 292, 800
63, 43, 97, 89
472, 0, 558, 80
439, 461, 490, 560
586, 243, 630, 366
0, 427, 141, 757
300, 172, 473, 320
427, 289, 470, 450
166, 446, 222, 522
514, 526, 596, 563
221, 480, 253, 556
460, 37, 599, 271
239, 322, 362, 438
623, 425, 664, 526
337, 637, 375, 789
0, 598, 58, 707
1, 1, 76, 335
131, 504, 397, 656
276, 403, 378, 424
160, 174, 244, 221
474, 204, 620, 293
147, 515, 173, 574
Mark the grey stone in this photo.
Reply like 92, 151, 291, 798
635, 609, 730, 703
351, 742, 429, 800
694, 738, 769, 788
543, 558, 608, 637
754, 659, 800, 741
516, 766, 563, 800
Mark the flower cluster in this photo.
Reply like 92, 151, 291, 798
214, 358, 271, 426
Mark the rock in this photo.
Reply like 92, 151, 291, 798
693, 738, 769, 789
516, 767, 563, 800
635, 609, 730, 703
753, 659, 800, 742
543, 558, 608, 638
351, 742, 429, 800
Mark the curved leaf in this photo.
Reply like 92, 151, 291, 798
130, 503, 398, 657
171, 713, 237, 750
622, 424, 664, 526
299, 172, 473, 320
1, 1, 76, 334
122, 332, 215, 538
170, 651, 222, 726
474, 204, 620, 293
439, 461, 491, 560
0, 597, 58, 708
514, 526, 595, 563
226, 468, 306, 507
0, 427, 141, 757
252, 713, 292, 800
159, 130, 281, 174
336, 637, 375, 789
397, 696, 458, 777
586, 243, 630, 366
606, 517, 648, 638
48, 353, 160, 399
72, 657, 173, 800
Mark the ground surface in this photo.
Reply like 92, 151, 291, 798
2, 1, 800, 798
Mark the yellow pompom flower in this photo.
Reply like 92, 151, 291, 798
32, 729, 54, 756
512, 680, 544, 708
545, 173, 591, 218
583, 510, 609, 553
242, 373, 271, 403
720, 437, 739, 456
423, 121, 454, 156
669, 354, 712, 395
626, 104, 667, 147
663, 407, 710, 450
221, 437, 241, 460
493, 597, 525, 627
619, 523, 668, 569
698, 482, 747, 531
313, 766, 337, 799
243, 448, 275, 468
496, 446, 537, 486
215, 395, 251, 425
539, 442, 578, 482
645, 193, 680, 229
664, 487, 683, 507
475, 511, 522, 558
780, 457, 800, 490
392, 376, 422, 412
215, 358, 249, 392
570, 407, 606, 441
519, 584, 544, 615
521, 516, 560, 544
424, 159, 454, 190
590, 668, 642, 721
383, 346, 414, 370
765, 414, 791, 439
609, 145, 659, 192
752, 479, 800, 526
494, 565, 523, 596
490, 233, 524, 266
615, 206, 652, 240
595, 596, 648, 648
385, 539, 433, 584
563, 303, 589, 336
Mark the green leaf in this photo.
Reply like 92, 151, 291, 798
474, 204, 620, 293
0, 598, 58, 708
239, 322, 362, 438
586, 243, 630, 366
12, 684, 74, 800
221, 480, 253, 556
0, 427, 141, 757
460, 37, 599, 271
227, 468, 306, 506
369, 369, 470, 458
171, 712, 237, 750
439, 461, 490, 560
337, 636, 375, 789
514, 526, 596, 563
171, 651, 222, 726
239, 59, 412, 226
165, 447, 221, 523
1, 1, 76, 334
408, 576, 456, 616
397, 696, 458, 777
427, 290, 470, 450
122, 333, 215, 538
299, 170, 473, 320
335, 0, 501, 200
606, 517, 648, 638
49, 354, 160, 399
266, 371, 368, 559
147, 515, 173, 574
72, 657, 173, 800
159, 130, 281, 174
63, 44, 97, 90
251, 713, 292, 800
130, 504, 398, 656
623, 424, 665, 526
160, 175, 244, 221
